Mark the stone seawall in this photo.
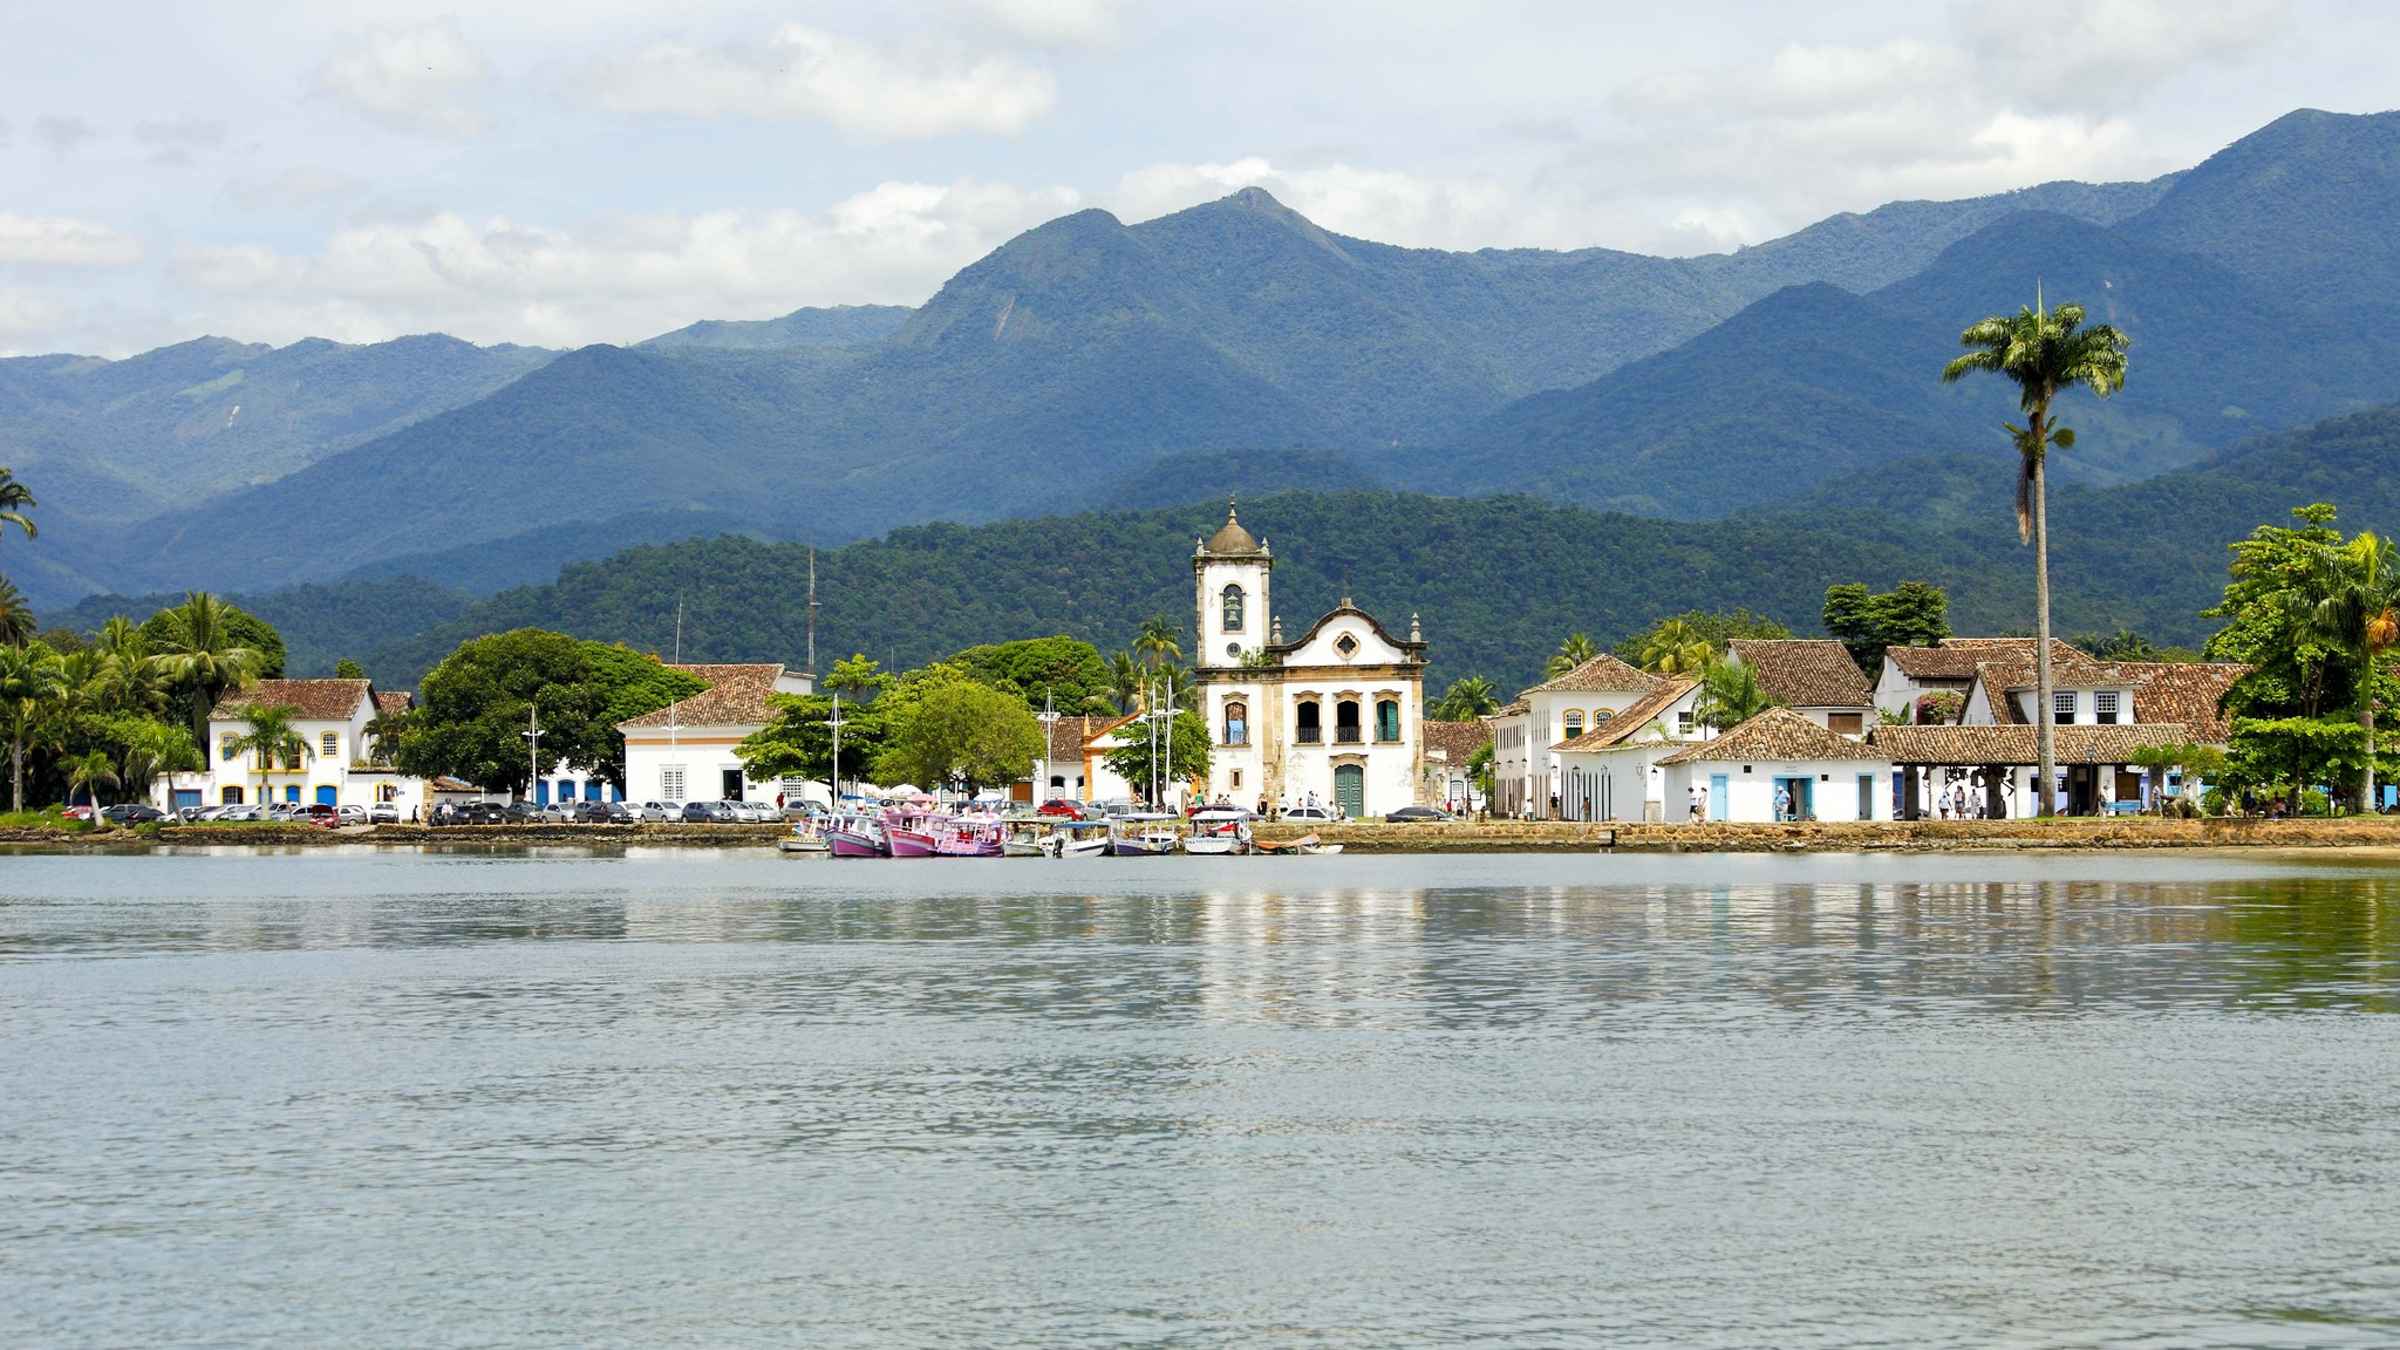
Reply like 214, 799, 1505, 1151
1252, 817, 2400, 854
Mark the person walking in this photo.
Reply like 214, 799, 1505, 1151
1774, 784, 1792, 822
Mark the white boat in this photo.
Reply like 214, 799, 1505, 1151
1056, 820, 1111, 857
1107, 814, 1180, 857
1180, 808, 1253, 856
778, 820, 830, 854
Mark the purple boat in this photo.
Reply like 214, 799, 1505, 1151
825, 813, 890, 858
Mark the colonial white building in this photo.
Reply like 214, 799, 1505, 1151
1551, 676, 1709, 822
1660, 707, 1893, 823
1490, 654, 1669, 818
1725, 640, 1875, 734
159, 679, 428, 816
1188, 506, 1428, 819
618, 662, 816, 806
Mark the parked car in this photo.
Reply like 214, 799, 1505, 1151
457, 801, 507, 825
337, 804, 369, 825
368, 802, 401, 825
1038, 798, 1091, 819
593, 801, 635, 824
784, 800, 827, 821
218, 804, 266, 822
100, 802, 167, 825
502, 801, 544, 824
1281, 802, 1343, 823
299, 803, 340, 827
634, 800, 680, 822
1093, 799, 1139, 818
681, 800, 734, 823
1384, 806, 1455, 824
557, 800, 607, 823
734, 799, 779, 823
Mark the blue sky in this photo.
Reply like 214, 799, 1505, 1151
3, 0, 2392, 355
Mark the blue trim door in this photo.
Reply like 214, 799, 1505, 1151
316, 785, 337, 806
1708, 774, 1728, 820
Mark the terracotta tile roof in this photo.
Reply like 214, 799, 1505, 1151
373, 690, 413, 717
1421, 718, 1495, 762
618, 663, 786, 729
212, 678, 372, 722
1728, 640, 1872, 708
1659, 706, 1885, 764
1496, 699, 1529, 717
1080, 713, 1140, 749
1040, 713, 1125, 761
1870, 723, 2192, 765
1884, 638, 2088, 681
1553, 678, 1701, 751
1520, 653, 1662, 697
2111, 662, 2250, 743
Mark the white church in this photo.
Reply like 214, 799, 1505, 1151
1188, 505, 1427, 819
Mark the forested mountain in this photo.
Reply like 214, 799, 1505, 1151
44, 402, 2395, 697
8, 107, 2398, 612
639, 304, 914, 352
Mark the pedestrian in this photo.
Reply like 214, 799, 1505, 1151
1688, 785, 1706, 823
1774, 785, 1792, 821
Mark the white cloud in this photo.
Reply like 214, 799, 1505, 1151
165, 179, 1082, 348
314, 18, 491, 137
0, 214, 144, 267
967, 0, 1122, 46
596, 24, 1056, 137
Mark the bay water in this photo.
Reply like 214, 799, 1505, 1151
4, 848, 2396, 1347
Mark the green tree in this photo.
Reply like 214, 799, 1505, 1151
2204, 505, 2350, 718
871, 667, 1045, 795
947, 635, 1113, 712
1545, 632, 1600, 678
1465, 741, 1494, 805
333, 658, 368, 679
579, 642, 708, 787
1821, 581, 1952, 681
1133, 614, 1183, 672
105, 715, 201, 805
1941, 289, 2131, 818
1429, 675, 1500, 721
2303, 529, 2400, 809
0, 576, 34, 648
0, 467, 34, 542
227, 703, 309, 808
820, 653, 895, 704
1698, 660, 1778, 731
1637, 618, 1714, 675
394, 629, 700, 798
1614, 608, 1791, 667
1103, 650, 1145, 714
64, 750, 118, 809
1103, 709, 1214, 807
0, 642, 65, 811
145, 592, 269, 740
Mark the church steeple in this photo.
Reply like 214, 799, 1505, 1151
1195, 498, 1272, 669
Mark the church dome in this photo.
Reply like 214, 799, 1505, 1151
1202, 503, 1267, 557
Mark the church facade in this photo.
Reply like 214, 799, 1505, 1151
1188, 506, 1428, 819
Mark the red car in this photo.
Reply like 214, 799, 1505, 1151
1037, 798, 1091, 819
300, 803, 340, 827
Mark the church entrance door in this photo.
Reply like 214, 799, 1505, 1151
1334, 764, 1365, 820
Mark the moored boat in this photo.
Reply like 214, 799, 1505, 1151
1107, 814, 1180, 856
1180, 807, 1253, 855
933, 814, 1006, 857
778, 819, 830, 855
825, 813, 890, 858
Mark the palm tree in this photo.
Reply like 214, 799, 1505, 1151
0, 576, 34, 647
1639, 619, 1713, 675
0, 642, 65, 811
227, 703, 309, 809
1941, 287, 2130, 817
148, 591, 264, 740
1545, 632, 1599, 678
1104, 650, 1145, 715
1133, 615, 1183, 672
363, 705, 410, 766
65, 750, 119, 811
1698, 660, 1775, 731
93, 617, 164, 714
1430, 675, 1500, 721
119, 720, 201, 805
0, 468, 34, 541
2306, 530, 2400, 810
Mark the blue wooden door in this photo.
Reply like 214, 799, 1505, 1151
1708, 774, 1728, 819
316, 785, 337, 806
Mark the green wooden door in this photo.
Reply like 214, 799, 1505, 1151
1334, 764, 1365, 820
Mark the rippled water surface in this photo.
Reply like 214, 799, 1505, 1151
5, 848, 2399, 1347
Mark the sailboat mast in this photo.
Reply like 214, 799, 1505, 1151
806, 547, 818, 680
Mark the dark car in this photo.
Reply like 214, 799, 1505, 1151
100, 802, 168, 825
681, 800, 734, 823
565, 800, 617, 824
1384, 805, 1456, 824
590, 801, 634, 824
501, 801, 545, 824
455, 801, 506, 825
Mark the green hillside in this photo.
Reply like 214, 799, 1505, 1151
638, 304, 915, 352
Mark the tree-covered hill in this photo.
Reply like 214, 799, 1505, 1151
638, 304, 914, 352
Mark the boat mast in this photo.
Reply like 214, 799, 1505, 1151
805, 546, 818, 681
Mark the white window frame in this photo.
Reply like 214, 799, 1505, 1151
2053, 690, 2077, 724
661, 765, 687, 800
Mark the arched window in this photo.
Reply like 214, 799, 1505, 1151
1224, 699, 1249, 747
1296, 698, 1322, 744
1562, 710, 1585, 740
1335, 698, 1362, 744
1376, 698, 1401, 742
1222, 584, 1245, 633
1593, 708, 1615, 723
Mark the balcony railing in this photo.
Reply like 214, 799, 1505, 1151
1335, 727, 1362, 744
1296, 728, 1322, 744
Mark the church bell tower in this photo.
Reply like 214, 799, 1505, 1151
1194, 501, 1273, 669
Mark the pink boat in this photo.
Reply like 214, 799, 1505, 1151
825, 813, 889, 858
882, 806, 941, 858
933, 815, 1006, 857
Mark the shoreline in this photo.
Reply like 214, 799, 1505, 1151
10, 816, 2400, 855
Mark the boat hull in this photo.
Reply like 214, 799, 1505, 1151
826, 830, 887, 858
888, 829, 938, 858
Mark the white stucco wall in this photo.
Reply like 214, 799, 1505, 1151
1663, 758, 1894, 822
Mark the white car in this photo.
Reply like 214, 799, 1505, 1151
733, 800, 776, 823
1280, 802, 1344, 822
629, 801, 676, 822
368, 803, 401, 824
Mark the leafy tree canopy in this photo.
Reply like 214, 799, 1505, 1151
1822, 581, 1950, 682
393, 629, 702, 796
870, 664, 1045, 794
945, 635, 1112, 714
1102, 709, 1213, 807
1612, 609, 1791, 667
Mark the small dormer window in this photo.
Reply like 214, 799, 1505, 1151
1334, 633, 1358, 658
2095, 690, 2119, 725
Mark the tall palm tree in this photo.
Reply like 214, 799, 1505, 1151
1941, 287, 2130, 817
227, 703, 309, 809
0, 576, 34, 647
65, 750, 119, 810
148, 591, 264, 740
1132, 615, 1183, 672
1545, 632, 1599, 678
2306, 529, 2400, 810
119, 719, 201, 805
1698, 660, 1775, 731
0, 643, 65, 812
0, 468, 34, 542
93, 617, 164, 714
1430, 675, 1500, 721
1639, 619, 1714, 675
1104, 651, 1145, 715
363, 705, 410, 766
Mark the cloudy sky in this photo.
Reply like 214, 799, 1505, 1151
4, 0, 2391, 356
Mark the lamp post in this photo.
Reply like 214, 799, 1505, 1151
827, 692, 844, 811
521, 702, 544, 805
